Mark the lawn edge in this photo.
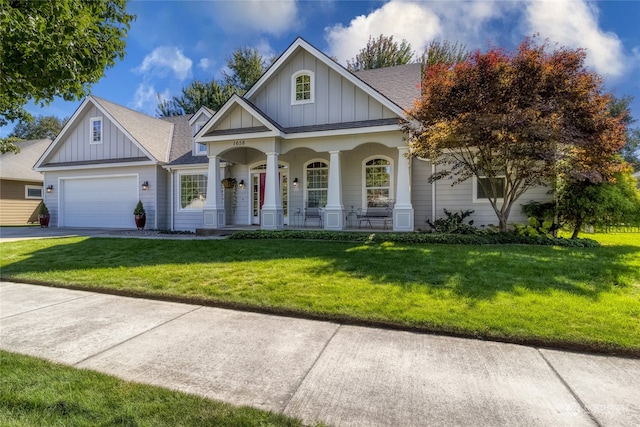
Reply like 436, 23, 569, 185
4, 278, 639, 359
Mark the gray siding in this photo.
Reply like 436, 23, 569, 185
50, 106, 147, 164
411, 159, 433, 230
215, 105, 262, 131
252, 50, 396, 128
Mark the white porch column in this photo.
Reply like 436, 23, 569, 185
393, 146, 414, 231
324, 150, 345, 230
261, 152, 284, 230
203, 155, 225, 228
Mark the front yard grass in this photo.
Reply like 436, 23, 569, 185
1, 233, 639, 355
0, 351, 315, 427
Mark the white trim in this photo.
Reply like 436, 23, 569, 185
35, 160, 157, 172
193, 121, 208, 156
472, 175, 506, 203
303, 158, 329, 208
188, 106, 215, 126
24, 185, 43, 199
291, 70, 314, 105
362, 155, 394, 209
177, 170, 209, 212
89, 117, 103, 144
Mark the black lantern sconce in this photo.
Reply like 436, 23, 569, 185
46, 185, 54, 193
293, 177, 299, 187
239, 179, 245, 189
141, 181, 149, 191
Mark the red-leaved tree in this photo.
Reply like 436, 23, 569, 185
404, 36, 627, 232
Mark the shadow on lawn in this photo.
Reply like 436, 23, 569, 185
1, 237, 639, 301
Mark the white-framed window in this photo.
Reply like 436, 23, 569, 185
90, 117, 102, 144
179, 173, 207, 210
473, 176, 506, 202
25, 185, 43, 199
305, 160, 328, 207
363, 156, 393, 208
194, 122, 207, 155
291, 70, 314, 105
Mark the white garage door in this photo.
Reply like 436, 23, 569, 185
62, 176, 139, 228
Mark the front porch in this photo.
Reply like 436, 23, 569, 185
195, 221, 399, 237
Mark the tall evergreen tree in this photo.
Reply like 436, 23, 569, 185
347, 35, 413, 72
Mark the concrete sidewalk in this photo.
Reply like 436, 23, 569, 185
1, 282, 638, 426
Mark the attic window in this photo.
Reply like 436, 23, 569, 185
90, 118, 102, 144
292, 71, 314, 105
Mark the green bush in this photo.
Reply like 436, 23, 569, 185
427, 209, 477, 234
228, 230, 599, 247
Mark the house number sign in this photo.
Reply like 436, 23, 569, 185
233, 140, 245, 146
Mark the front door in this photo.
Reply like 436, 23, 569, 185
251, 172, 288, 225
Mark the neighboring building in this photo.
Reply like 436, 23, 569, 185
34, 37, 549, 232
0, 139, 50, 225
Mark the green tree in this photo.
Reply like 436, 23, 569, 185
420, 40, 469, 70
9, 115, 67, 140
347, 34, 413, 72
157, 47, 267, 117
0, 136, 21, 154
405, 36, 627, 232
0, 0, 134, 152
608, 96, 640, 170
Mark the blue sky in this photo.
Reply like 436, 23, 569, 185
2, 0, 639, 137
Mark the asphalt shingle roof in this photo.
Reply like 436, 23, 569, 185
354, 63, 422, 111
0, 139, 51, 181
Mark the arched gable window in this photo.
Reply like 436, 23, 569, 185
292, 70, 314, 105
363, 156, 393, 208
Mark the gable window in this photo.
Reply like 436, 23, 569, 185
364, 157, 393, 207
305, 160, 328, 207
90, 118, 102, 144
292, 71, 314, 105
194, 122, 207, 155
474, 176, 506, 202
25, 185, 43, 199
180, 174, 207, 209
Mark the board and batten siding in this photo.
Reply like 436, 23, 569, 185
50, 106, 146, 164
214, 105, 263, 131
252, 50, 396, 128
0, 179, 42, 224
411, 159, 434, 231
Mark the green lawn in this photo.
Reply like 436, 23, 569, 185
0, 351, 317, 427
1, 233, 639, 354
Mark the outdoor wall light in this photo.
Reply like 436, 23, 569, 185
141, 181, 149, 191
239, 179, 245, 189
46, 185, 53, 193
293, 177, 299, 187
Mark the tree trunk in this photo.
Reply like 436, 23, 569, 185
498, 216, 508, 233
571, 219, 583, 239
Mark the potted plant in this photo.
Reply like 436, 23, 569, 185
133, 200, 146, 230
38, 202, 50, 228
221, 177, 237, 189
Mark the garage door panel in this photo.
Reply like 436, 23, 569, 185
62, 176, 138, 228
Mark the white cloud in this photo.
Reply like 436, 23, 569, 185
135, 46, 193, 81
524, 0, 626, 77
198, 58, 211, 71
130, 84, 169, 115
211, 0, 298, 36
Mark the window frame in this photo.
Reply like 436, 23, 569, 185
25, 185, 43, 200
194, 122, 207, 156
362, 155, 394, 209
178, 172, 208, 211
473, 176, 506, 203
291, 70, 314, 105
304, 159, 328, 208
90, 117, 103, 144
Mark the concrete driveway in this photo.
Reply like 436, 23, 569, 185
1, 281, 638, 427
0, 226, 118, 242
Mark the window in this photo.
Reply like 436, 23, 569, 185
194, 122, 207, 155
364, 158, 392, 207
475, 176, 506, 201
305, 161, 328, 207
292, 71, 314, 104
25, 185, 43, 199
180, 174, 207, 209
90, 118, 102, 144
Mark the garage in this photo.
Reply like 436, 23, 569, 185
61, 176, 138, 228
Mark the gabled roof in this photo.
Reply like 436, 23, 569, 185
189, 106, 215, 126
0, 139, 50, 181
354, 63, 422, 111
244, 37, 406, 117
35, 95, 174, 169
162, 114, 195, 163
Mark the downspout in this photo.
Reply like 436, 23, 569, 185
168, 167, 174, 231
431, 162, 436, 223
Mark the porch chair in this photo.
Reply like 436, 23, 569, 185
304, 201, 323, 228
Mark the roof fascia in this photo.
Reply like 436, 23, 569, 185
283, 124, 401, 140
35, 159, 157, 172
188, 106, 215, 125
244, 37, 406, 118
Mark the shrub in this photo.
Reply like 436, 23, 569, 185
38, 202, 49, 216
427, 209, 477, 234
133, 200, 145, 216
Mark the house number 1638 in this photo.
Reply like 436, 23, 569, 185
233, 140, 245, 146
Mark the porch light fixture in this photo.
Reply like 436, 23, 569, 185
141, 181, 149, 191
293, 177, 299, 187
46, 185, 53, 193
239, 179, 245, 189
